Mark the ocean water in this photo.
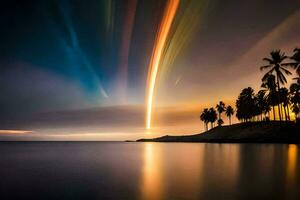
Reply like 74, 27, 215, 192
0, 142, 299, 200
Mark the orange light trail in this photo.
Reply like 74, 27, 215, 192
146, 0, 180, 129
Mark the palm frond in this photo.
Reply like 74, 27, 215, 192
261, 70, 274, 82
282, 62, 297, 67
261, 82, 266, 88
263, 57, 273, 64
260, 64, 272, 71
281, 55, 288, 61
280, 67, 292, 75
294, 48, 300, 52
296, 67, 300, 76
278, 72, 287, 84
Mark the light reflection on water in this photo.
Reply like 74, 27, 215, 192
141, 143, 163, 200
0, 142, 300, 200
287, 144, 298, 182
140, 143, 241, 199
139, 143, 300, 200
285, 144, 298, 199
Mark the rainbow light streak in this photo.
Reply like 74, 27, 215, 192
116, 0, 137, 102
146, 0, 180, 129
159, 0, 210, 84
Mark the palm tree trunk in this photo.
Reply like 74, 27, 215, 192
272, 106, 276, 121
264, 113, 267, 120
276, 78, 282, 122
229, 116, 231, 125
278, 104, 282, 122
287, 104, 291, 121
283, 105, 287, 121
281, 105, 286, 120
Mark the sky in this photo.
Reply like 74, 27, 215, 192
0, 0, 300, 141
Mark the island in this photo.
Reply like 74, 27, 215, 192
137, 121, 300, 143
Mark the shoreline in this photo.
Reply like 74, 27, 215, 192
136, 121, 300, 144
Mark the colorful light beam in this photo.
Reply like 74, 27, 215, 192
53, 0, 108, 99
158, 0, 211, 84
146, 0, 180, 129
116, 0, 137, 103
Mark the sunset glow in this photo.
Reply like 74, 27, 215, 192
1, 1, 300, 199
0, 130, 33, 134
0, 0, 299, 141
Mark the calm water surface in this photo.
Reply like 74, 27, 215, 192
0, 142, 299, 200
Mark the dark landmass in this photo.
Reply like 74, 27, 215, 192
137, 121, 300, 143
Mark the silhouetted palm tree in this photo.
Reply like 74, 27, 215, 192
216, 101, 226, 121
208, 108, 217, 128
225, 106, 234, 125
200, 47, 300, 129
288, 48, 300, 76
290, 79, 300, 121
217, 119, 224, 126
279, 87, 290, 121
261, 74, 277, 120
292, 106, 300, 121
256, 90, 268, 121
264, 105, 272, 121
236, 87, 256, 122
200, 108, 209, 131
261, 50, 292, 121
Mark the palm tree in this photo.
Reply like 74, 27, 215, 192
279, 87, 290, 121
208, 108, 217, 128
288, 48, 300, 76
261, 50, 292, 121
236, 87, 256, 122
200, 108, 209, 131
292, 106, 300, 121
217, 119, 224, 126
261, 74, 277, 120
216, 101, 226, 121
225, 106, 234, 125
256, 90, 268, 121
264, 105, 271, 121
290, 79, 300, 121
